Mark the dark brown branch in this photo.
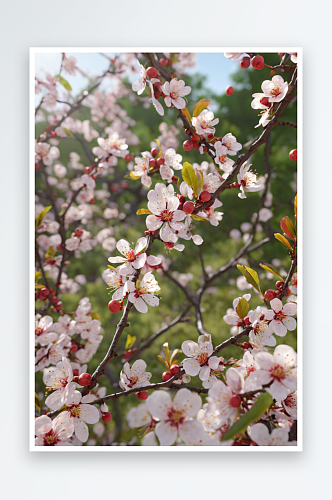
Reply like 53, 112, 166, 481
279, 257, 297, 299
212, 326, 252, 356
80, 234, 156, 396
130, 305, 192, 359
275, 121, 297, 128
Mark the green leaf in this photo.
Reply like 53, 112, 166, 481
221, 392, 273, 441
137, 208, 152, 215
35, 205, 52, 229
259, 263, 283, 279
274, 233, 293, 251
191, 214, 208, 222
91, 312, 100, 320
236, 297, 249, 320
193, 99, 210, 118
197, 170, 204, 191
35, 393, 41, 415
237, 265, 263, 296
45, 246, 56, 259
62, 127, 73, 138
128, 172, 141, 180
182, 162, 198, 196
59, 76, 72, 91
181, 107, 192, 124
157, 355, 169, 370
163, 342, 170, 363
35, 271, 41, 283
125, 334, 136, 350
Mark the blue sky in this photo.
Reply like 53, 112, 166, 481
35, 51, 238, 96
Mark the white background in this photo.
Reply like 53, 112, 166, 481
1, 0, 330, 498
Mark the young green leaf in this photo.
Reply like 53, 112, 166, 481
136, 208, 152, 215
221, 392, 273, 441
59, 76, 72, 91
236, 297, 250, 320
274, 233, 293, 251
35, 205, 52, 229
125, 334, 136, 350
182, 162, 199, 196
259, 263, 283, 279
193, 99, 210, 118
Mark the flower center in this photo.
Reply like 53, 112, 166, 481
160, 210, 173, 222
43, 430, 58, 446
59, 376, 68, 388
247, 366, 255, 376
129, 375, 139, 386
196, 352, 209, 366
170, 91, 179, 100
35, 327, 44, 336
270, 85, 281, 97
271, 364, 286, 380
127, 249, 136, 262
274, 311, 287, 322
167, 407, 185, 427
69, 405, 81, 417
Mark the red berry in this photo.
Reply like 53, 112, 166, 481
108, 300, 121, 313
39, 287, 50, 298
183, 201, 195, 215
78, 373, 92, 387
35, 162, 40, 170
149, 159, 156, 168
278, 52, 285, 57
89, 198, 95, 204
264, 289, 276, 301
146, 67, 158, 78
151, 148, 159, 158
70, 343, 78, 353
125, 155, 133, 162
160, 58, 168, 66
157, 157, 165, 166
191, 133, 200, 142
225, 86, 234, 96
284, 288, 291, 297
207, 133, 214, 141
251, 55, 265, 70
102, 412, 113, 423
244, 317, 251, 326
50, 131, 57, 138
75, 227, 83, 237
200, 191, 211, 202
73, 369, 79, 376
170, 364, 180, 375
72, 376, 79, 383
289, 149, 297, 161
183, 140, 193, 151
276, 281, 284, 289
84, 166, 92, 174
229, 395, 241, 408
162, 371, 172, 382
240, 57, 250, 69
136, 391, 149, 400
260, 97, 270, 107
